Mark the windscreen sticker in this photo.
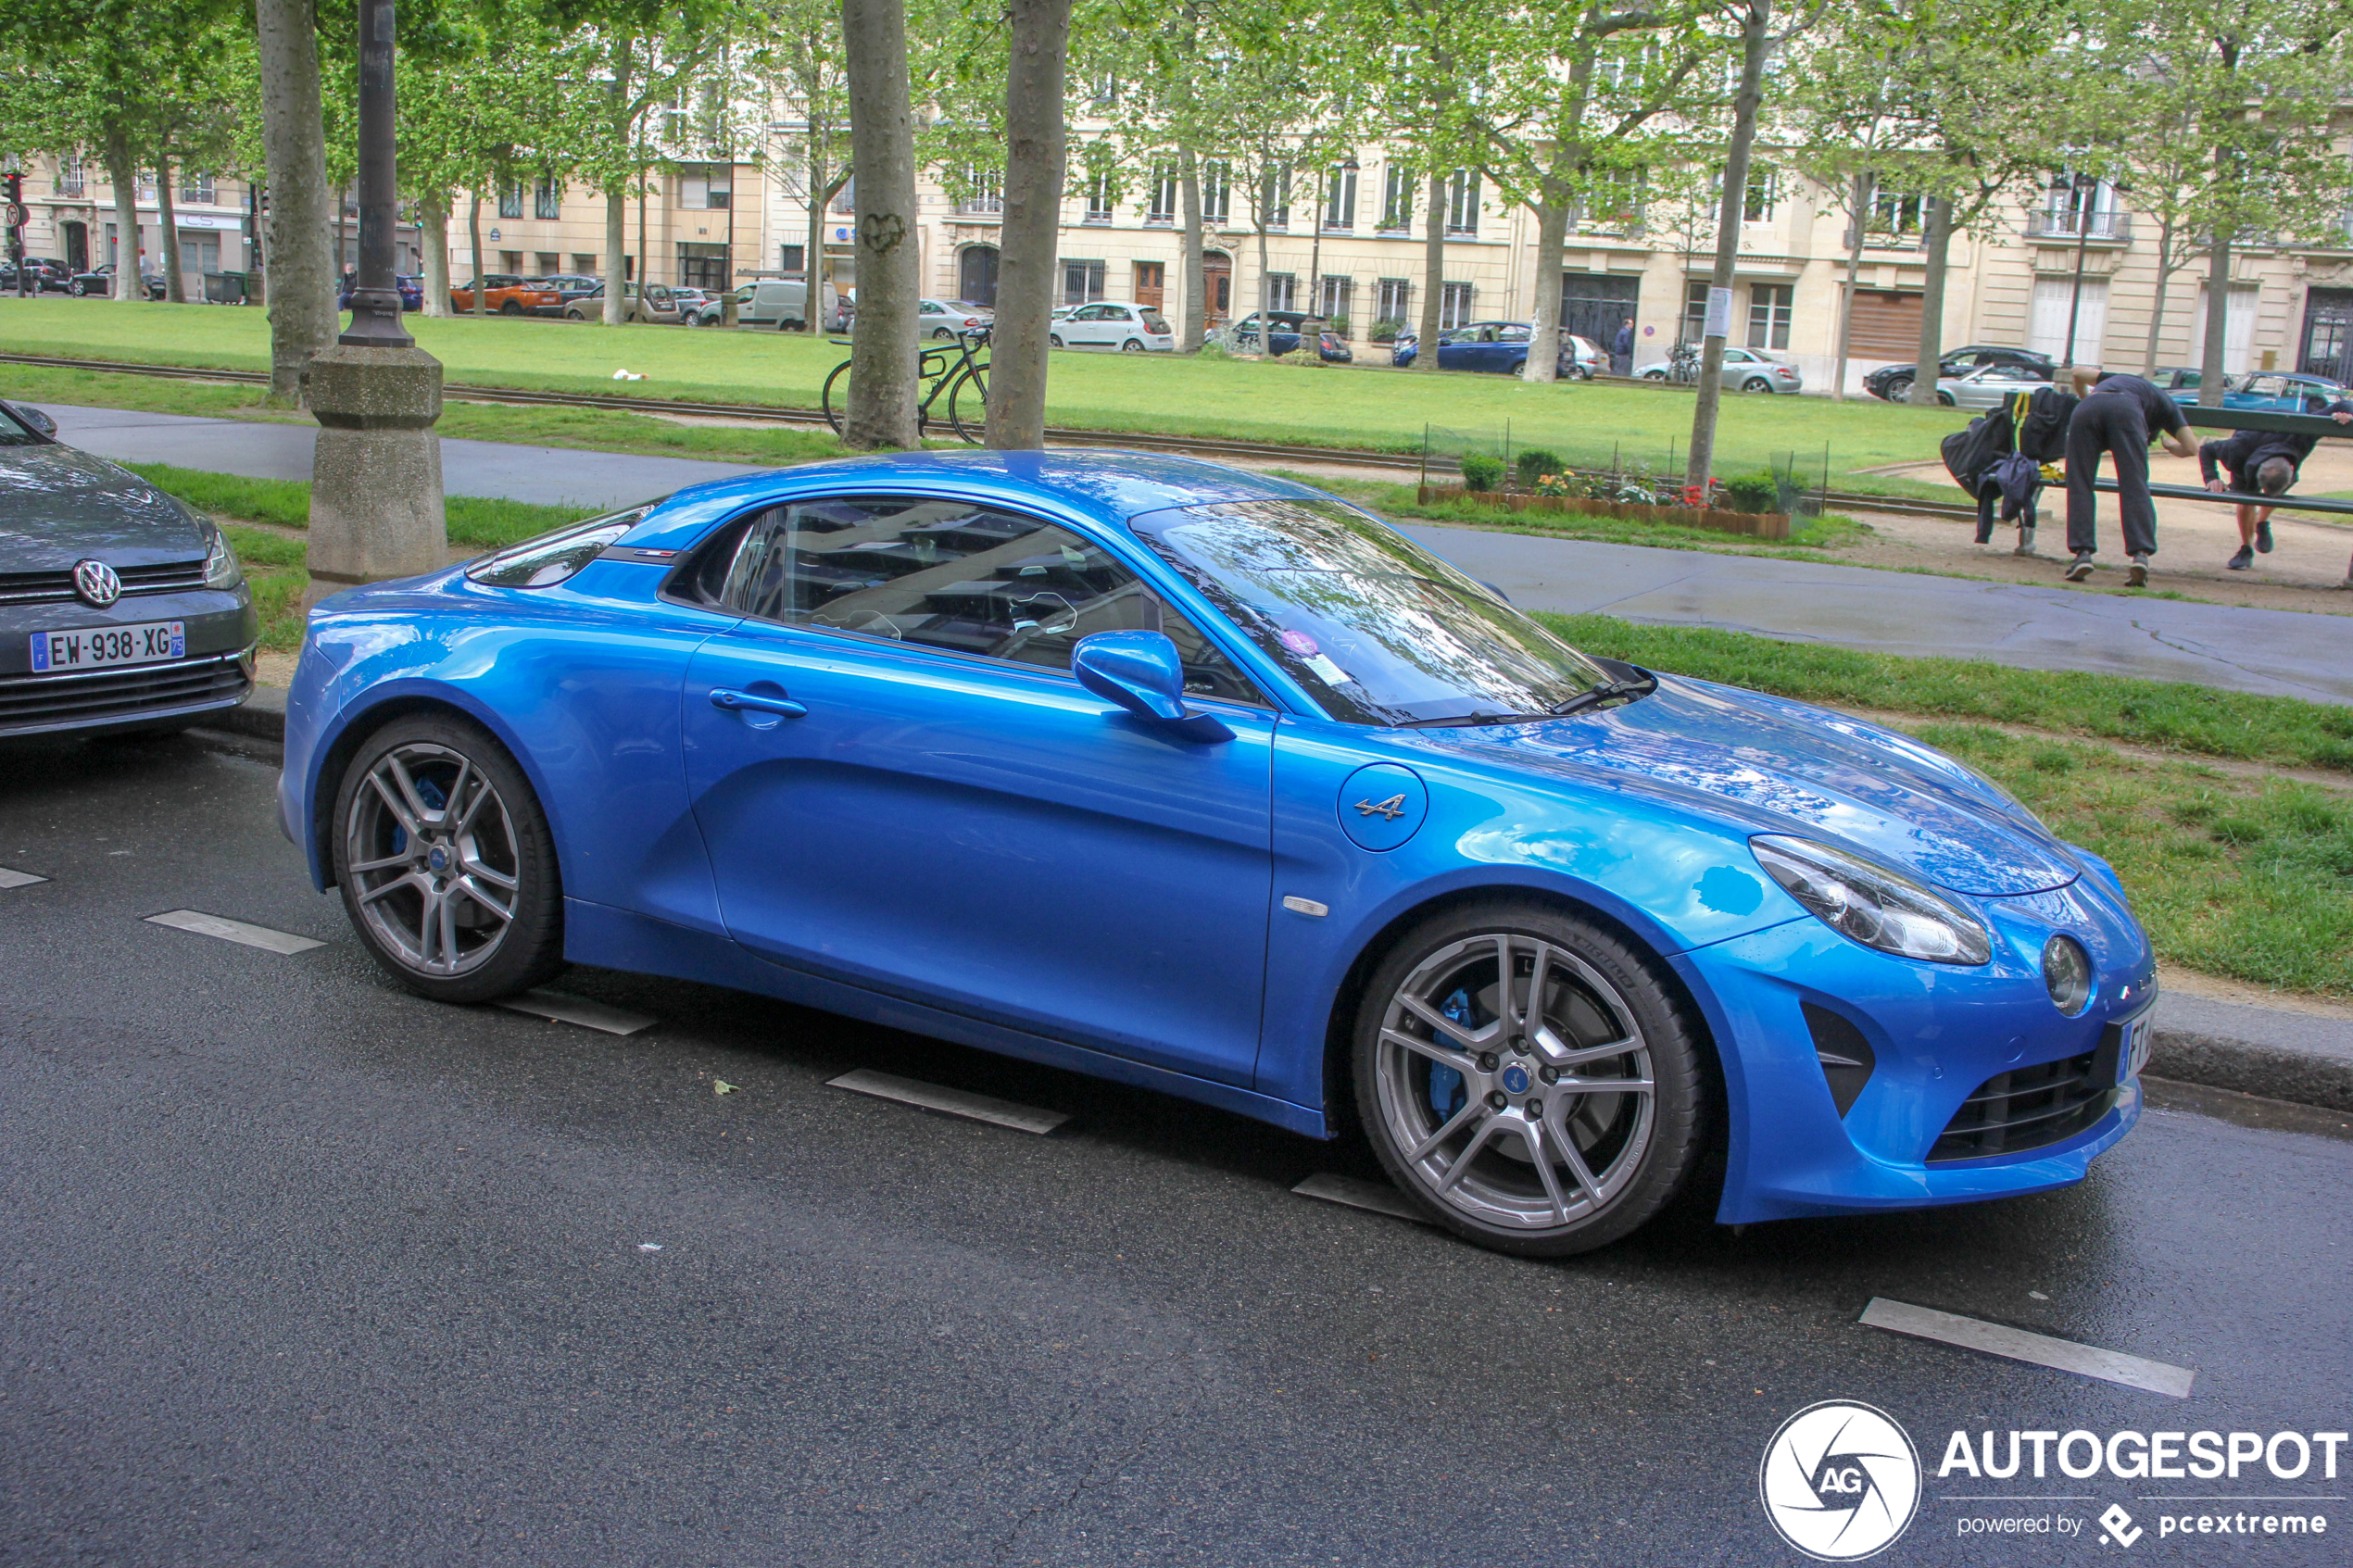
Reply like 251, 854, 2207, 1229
1304, 654, 1353, 687
1278, 629, 1319, 657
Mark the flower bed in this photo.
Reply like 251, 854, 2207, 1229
1415, 483, 1793, 540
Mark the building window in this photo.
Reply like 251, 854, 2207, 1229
1440, 281, 1473, 331
1085, 169, 1114, 222
56, 158, 85, 197
1323, 164, 1357, 231
1202, 160, 1231, 225
778, 243, 806, 275
572, 253, 599, 274
1867, 187, 1921, 242
500, 250, 523, 273
535, 252, 560, 275
678, 242, 728, 290
1376, 277, 1411, 324
954, 167, 1001, 216
535, 177, 563, 220
677, 165, 730, 211
1580, 167, 1644, 232
1146, 163, 1176, 224
1061, 258, 1105, 305
178, 171, 215, 205
1683, 279, 1709, 343
831, 178, 855, 214
1445, 169, 1478, 235
1743, 165, 1776, 223
2035, 174, 2122, 240
1317, 274, 1353, 326
1264, 272, 1297, 311
1746, 283, 1793, 350
497, 183, 523, 220
1265, 165, 1290, 230
1379, 166, 1415, 232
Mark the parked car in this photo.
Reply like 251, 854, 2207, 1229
449, 274, 561, 315
531, 274, 602, 315
918, 297, 993, 340
14, 257, 75, 293
1562, 334, 1605, 380
559, 282, 684, 325
1866, 345, 2053, 403
670, 287, 713, 320
688, 278, 841, 330
279, 451, 2155, 1259
69, 263, 165, 300
1049, 301, 1175, 353
1636, 345, 1805, 394
1931, 361, 2052, 409
0, 398, 256, 738
1229, 309, 1311, 355
1316, 330, 1353, 364
1390, 321, 1594, 380
336, 274, 425, 312
2148, 367, 2349, 414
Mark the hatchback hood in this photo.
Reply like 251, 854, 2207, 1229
0, 445, 207, 570
1423, 676, 2080, 897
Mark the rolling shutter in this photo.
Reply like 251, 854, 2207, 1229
1847, 290, 1922, 357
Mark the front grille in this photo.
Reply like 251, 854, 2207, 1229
1929, 1035, 2120, 1162
0, 560, 210, 607
0, 650, 250, 734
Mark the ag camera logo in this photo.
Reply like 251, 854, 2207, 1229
1760, 1400, 1922, 1560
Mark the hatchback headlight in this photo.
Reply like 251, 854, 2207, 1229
203, 527, 244, 589
1751, 834, 1992, 965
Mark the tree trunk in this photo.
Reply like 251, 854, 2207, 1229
1177, 148, 1204, 351
1520, 168, 1570, 384
804, 156, 837, 334
102, 124, 143, 303
1254, 216, 1270, 334
2198, 237, 2231, 407
985, 0, 1070, 449
157, 148, 184, 302
1685, 0, 1769, 492
421, 191, 450, 317
602, 187, 626, 324
2143, 224, 2175, 376
1830, 171, 1870, 404
336, 182, 349, 284
838, 0, 921, 447
253, 0, 337, 400
635, 164, 648, 320
467, 190, 485, 315
1415, 169, 1443, 370
1907, 194, 1951, 406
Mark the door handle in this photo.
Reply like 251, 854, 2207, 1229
710, 687, 808, 718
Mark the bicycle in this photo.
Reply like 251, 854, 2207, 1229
1666, 340, 1702, 385
823, 324, 991, 445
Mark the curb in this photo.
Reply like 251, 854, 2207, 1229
203, 689, 2352, 1114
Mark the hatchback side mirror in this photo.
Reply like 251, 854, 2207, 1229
1072, 631, 1233, 744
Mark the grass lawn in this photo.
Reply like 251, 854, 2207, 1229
0, 298, 1970, 492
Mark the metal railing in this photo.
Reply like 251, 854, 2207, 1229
2025, 209, 2131, 242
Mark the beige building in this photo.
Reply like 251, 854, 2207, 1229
459, 135, 2353, 395
13, 154, 262, 298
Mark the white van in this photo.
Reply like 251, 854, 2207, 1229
695, 279, 842, 330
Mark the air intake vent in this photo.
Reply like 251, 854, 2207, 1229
1929, 1035, 2120, 1162
1802, 1002, 1877, 1117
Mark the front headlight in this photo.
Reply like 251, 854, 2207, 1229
203, 527, 244, 589
1751, 834, 1992, 965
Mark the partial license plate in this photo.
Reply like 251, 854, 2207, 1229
29, 620, 184, 673
2117, 1010, 2156, 1085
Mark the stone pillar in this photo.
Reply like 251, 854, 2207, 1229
303, 344, 447, 612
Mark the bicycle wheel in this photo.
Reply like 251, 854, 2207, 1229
821, 359, 853, 436
948, 362, 991, 445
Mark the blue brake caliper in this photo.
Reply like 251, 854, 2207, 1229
1428, 986, 1471, 1120
394, 776, 448, 857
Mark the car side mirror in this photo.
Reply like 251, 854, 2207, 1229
1072, 631, 1233, 744
8, 402, 56, 436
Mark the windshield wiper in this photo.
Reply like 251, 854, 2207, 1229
1392, 710, 1556, 729
1550, 675, 1655, 719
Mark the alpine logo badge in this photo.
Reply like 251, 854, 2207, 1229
72, 558, 122, 608
1759, 1400, 1921, 1560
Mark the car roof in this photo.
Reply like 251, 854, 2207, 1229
624, 450, 1327, 553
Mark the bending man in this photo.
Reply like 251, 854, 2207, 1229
2064, 368, 2198, 587
2201, 398, 2353, 570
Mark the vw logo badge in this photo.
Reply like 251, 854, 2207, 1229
71, 558, 121, 608
1500, 1062, 1531, 1095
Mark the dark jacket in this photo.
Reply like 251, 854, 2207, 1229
1613, 326, 1633, 357
2198, 399, 2353, 486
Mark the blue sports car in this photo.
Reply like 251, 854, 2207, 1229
280, 453, 2153, 1257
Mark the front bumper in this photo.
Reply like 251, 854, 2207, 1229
1680, 879, 2151, 1224
0, 587, 258, 737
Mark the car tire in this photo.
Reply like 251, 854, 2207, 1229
69, 281, 85, 296
1352, 900, 1711, 1258
1121, 338, 1145, 353
1882, 377, 1913, 404
1049, 333, 1063, 348
1640, 369, 1663, 381
1742, 377, 1772, 394
332, 712, 564, 1006
1937, 390, 1957, 407
932, 327, 955, 340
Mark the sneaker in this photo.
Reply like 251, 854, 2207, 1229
2227, 546, 2254, 571
2126, 558, 2149, 588
2257, 517, 2274, 553
2065, 555, 2095, 582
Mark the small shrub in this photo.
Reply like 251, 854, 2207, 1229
1516, 447, 1563, 487
1370, 317, 1404, 344
1327, 315, 1350, 338
1460, 453, 1505, 493
1719, 471, 1780, 513
1194, 339, 1232, 361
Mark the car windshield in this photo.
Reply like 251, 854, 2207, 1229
1130, 496, 1616, 726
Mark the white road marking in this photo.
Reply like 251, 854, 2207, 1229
1292, 1172, 1431, 1225
145, 909, 325, 955
0, 868, 49, 889
1860, 1297, 2196, 1399
827, 1069, 1068, 1135
494, 988, 657, 1036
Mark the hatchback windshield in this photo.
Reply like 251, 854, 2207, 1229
1131, 496, 1615, 725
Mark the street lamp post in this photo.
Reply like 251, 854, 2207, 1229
302, 0, 447, 614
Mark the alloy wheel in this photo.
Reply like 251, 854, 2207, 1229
1372, 931, 1656, 1235
343, 741, 522, 978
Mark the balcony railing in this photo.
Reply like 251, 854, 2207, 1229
2025, 208, 2131, 242
56, 175, 84, 197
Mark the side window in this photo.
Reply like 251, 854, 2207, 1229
702, 496, 1264, 703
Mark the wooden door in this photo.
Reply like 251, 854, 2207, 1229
1202, 253, 1231, 321
1134, 260, 1164, 310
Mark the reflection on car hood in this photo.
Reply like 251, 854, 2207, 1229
0, 444, 207, 570
1416, 675, 2081, 896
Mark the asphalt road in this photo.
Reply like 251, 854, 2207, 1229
2, 734, 2347, 1567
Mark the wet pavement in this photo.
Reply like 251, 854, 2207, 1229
1, 734, 2346, 1566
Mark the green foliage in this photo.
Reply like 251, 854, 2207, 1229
1719, 470, 1778, 512
1459, 452, 1504, 492
1514, 446, 1562, 486
121, 461, 599, 546
1369, 317, 1404, 344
